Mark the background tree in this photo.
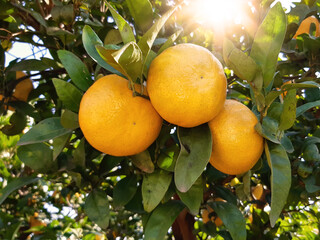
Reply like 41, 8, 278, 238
0, 0, 320, 239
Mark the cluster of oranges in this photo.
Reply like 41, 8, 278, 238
79, 43, 264, 176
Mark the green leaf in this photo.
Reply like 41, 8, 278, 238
175, 124, 212, 192
265, 142, 291, 227
138, 6, 176, 68
61, 109, 79, 130
296, 100, 320, 117
281, 81, 320, 91
157, 144, 179, 172
73, 137, 85, 168
104, 29, 123, 45
18, 117, 72, 145
112, 42, 143, 81
0, 177, 40, 205
52, 133, 71, 161
279, 89, 297, 130
1, 111, 27, 136
82, 25, 120, 74
84, 189, 110, 229
9, 59, 51, 71
105, 2, 136, 44
142, 169, 172, 212
303, 175, 320, 193
52, 78, 83, 112
17, 143, 55, 172
57, 50, 92, 91
223, 39, 260, 85
130, 150, 154, 173
208, 201, 247, 240
113, 175, 138, 208
126, 0, 153, 33
177, 176, 203, 215
255, 117, 281, 144
7, 102, 40, 121
95, 45, 125, 75
281, 134, 294, 153
144, 201, 185, 240
250, 2, 286, 88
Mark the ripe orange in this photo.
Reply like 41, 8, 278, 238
208, 99, 264, 175
78, 74, 163, 156
202, 198, 225, 227
147, 43, 227, 128
0, 71, 33, 110
293, 16, 320, 39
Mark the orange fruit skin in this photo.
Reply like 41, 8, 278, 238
78, 74, 163, 156
147, 43, 227, 128
0, 71, 33, 110
208, 99, 264, 175
293, 16, 320, 39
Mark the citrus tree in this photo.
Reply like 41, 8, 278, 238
0, 0, 320, 239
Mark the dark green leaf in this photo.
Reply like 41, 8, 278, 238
73, 138, 85, 168
113, 175, 138, 208
281, 135, 294, 153
1, 111, 27, 136
303, 144, 320, 162
209, 201, 247, 240
82, 25, 120, 74
0, 177, 40, 205
303, 175, 320, 193
177, 176, 203, 215
250, 2, 286, 88
61, 109, 79, 130
105, 2, 136, 44
18, 117, 72, 145
214, 186, 238, 205
223, 39, 260, 85
9, 59, 51, 71
144, 201, 185, 240
52, 133, 71, 161
142, 170, 172, 212
279, 89, 297, 130
130, 150, 154, 173
57, 50, 92, 91
296, 100, 320, 117
52, 78, 83, 112
84, 190, 110, 229
7, 102, 40, 121
126, 0, 153, 33
265, 142, 291, 227
17, 143, 55, 172
112, 42, 143, 81
175, 124, 212, 192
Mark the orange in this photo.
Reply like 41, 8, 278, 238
78, 74, 163, 156
293, 16, 320, 39
208, 99, 264, 175
147, 43, 227, 128
202, 198, 225, 227
0, 71, 33, 110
